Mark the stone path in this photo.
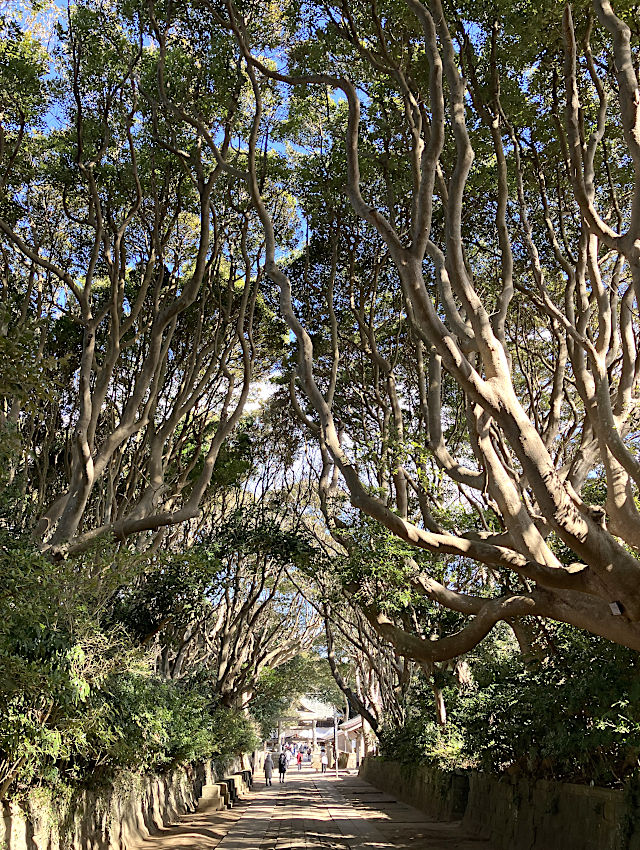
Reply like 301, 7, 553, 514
133, 766, 494, 850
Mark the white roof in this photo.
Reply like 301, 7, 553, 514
295, 696, 336, 720
340, 715, 364, 733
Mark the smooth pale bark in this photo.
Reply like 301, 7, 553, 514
225, 0, 640, 660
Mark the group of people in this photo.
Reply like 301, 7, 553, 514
263, 744, 328, 784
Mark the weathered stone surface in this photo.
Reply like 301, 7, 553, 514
199, 783, 224, 813
0, 757, 247, 850
360, 757, 640, 850
229, 773, 249, 796
463, 772, 631, 850
359, 756, 469, 821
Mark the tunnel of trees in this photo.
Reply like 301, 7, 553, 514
2, 0, 640, 803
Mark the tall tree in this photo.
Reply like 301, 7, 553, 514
222, 0, 640, 656
0, 2, 283, 555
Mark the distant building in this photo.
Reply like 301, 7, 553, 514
270, 696, 337, 749
338, 714, 377, 766
264, 697, 376, 771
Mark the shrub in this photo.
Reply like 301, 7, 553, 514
378, 718, 466, 771
456, 629, 640, 786
378, 626, 640, 787
0, 536, 257, 799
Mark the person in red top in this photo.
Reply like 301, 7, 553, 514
296, 750, 303, 770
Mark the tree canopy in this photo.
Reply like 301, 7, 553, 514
4, 0, 640, 800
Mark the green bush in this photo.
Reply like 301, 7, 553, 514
0, 536, 257, 799
378, 627, 640, 787
81, 673, 257, 777
455, 629, 640, 785
378, 718, 466, 771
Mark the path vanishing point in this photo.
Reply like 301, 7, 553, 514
132, 764, 494, 849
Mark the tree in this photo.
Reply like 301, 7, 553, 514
113, 510, 321, 703
6, 0, 640, 796
219, 0, 640, 657
250, 652, 343, 738
0, 411, 318, 799
0, 1, 284, 555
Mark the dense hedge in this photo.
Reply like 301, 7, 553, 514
379, 625, 640, 787
0, 536, 257, 799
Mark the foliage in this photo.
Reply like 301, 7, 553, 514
0, 534, 257, 799
250, 653, 343, 738
456, 629, 640, 786
89, 673, 257, 776
4, 0, 640, 809
378, 718, 466, 772
378, 627, 640, 787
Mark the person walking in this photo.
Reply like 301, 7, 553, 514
264, 752, 273, 787
296, 750, 303, 771
321, 750, 328, 773
278, 750, 288, 783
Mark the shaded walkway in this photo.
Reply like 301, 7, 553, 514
134, 766, 494, 849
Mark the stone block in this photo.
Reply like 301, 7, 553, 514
198, 784, 223, 813
230, 773, 248, 796
216, 782, 231, 809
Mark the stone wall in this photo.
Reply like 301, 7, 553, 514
1, 757, 245, 850
463, 771, 637, 850
359, 757, 640, 850
359, 757, 469, 821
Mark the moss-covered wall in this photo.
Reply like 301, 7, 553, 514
1, 757, 244, 850
360, 757, 640, 850
463, 771, 633, 850
359, 757, 469, 821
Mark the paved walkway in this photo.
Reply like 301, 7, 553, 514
134, 766, 494, 850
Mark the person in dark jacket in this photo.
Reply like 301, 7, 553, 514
278, 750, 288, 783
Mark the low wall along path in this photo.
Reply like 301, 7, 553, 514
3, 757, 494, 850
0, 758, 246, 850
127, 762, 492, 849
359, 757, 640, 850
8, 754, 635, 849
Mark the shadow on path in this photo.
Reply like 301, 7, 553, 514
131, 765, 494, 850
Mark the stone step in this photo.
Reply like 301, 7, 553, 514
229, 772, 249, 796
216, 781, 232, 809
198, 769, 253, 815
198, 783, 225, 812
